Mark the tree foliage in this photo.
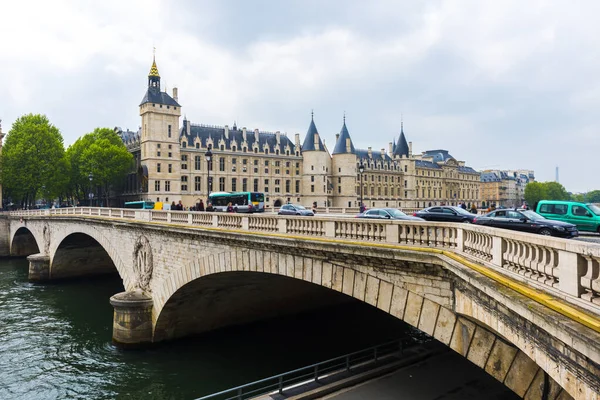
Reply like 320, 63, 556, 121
524, 181, 571, 210
66, 128, 133, 205
0, 114, 68, 206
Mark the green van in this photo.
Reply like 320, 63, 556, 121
536, 200, 600, 233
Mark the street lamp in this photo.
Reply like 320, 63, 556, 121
358, 162, 365, 211
205, 145, 213, 199
88, 172, 94, 207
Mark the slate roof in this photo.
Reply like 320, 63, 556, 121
415, 160, 442, 169
332, 120, 355, 155
356, 149, 393, 162
458, 166, 478, 174
481, 172, 501, 182
180, 120, 298, 154
117, 127, 140, 142
140, 87, 181, 107
393, 123, 409, 158
422, 149, 454, 163
301, 116, 325, 151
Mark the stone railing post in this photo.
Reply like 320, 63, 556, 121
325, 220, 335, 238
44, 209, 50, 216
167, 212, 172, 223
491, 236, 503, 268
557, 250, 585, 297
188, 213, 193, 224
241, 216, 249, 230
456, 227, 464, 252
212, 214, 219, 227
108, 209, 112, 217
120, 210, 124, 218
278, 218, 287, 234
385, 223, 399, 243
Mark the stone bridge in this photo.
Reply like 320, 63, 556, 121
1, 207, 600, 400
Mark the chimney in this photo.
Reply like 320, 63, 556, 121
243, 128, 247, 142
254, 128, 259, 146
276, 131, 281, 144
346, 138, 352, 153
313, 133, 320, 147
295, 133, 300, 146
368, 147, 372, 158
224, 125, 229, 140
186, 119, 191, 136
381, 148, 385, 158
172, 87, 178, 102
389, 142, 393, 154
408, 141, 413, 156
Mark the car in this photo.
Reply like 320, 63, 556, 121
278, 204, 314, 216
356, 208, 424, 221
473, 209, 578, 238
536, 200, 600, 234
413, 206, 477, 223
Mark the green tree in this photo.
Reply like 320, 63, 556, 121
0, 114, 67, 207
67, 128, 133, 206
544, 182, 570, 201
524, 182, 547, 209
586, 190, 600, 203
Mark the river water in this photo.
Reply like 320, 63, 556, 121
0, 257, 514, 400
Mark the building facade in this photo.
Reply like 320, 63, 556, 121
480, 169, 535, 208
119, 57, 482, 210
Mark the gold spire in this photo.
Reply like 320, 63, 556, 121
148, 48, 160, 78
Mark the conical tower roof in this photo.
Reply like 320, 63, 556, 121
148, 56, 160, 78
301, 112, 325, 151
393, 121, 409, 158
332, 115, 355, 155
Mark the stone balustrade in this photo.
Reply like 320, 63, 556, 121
8, 207, 600, 313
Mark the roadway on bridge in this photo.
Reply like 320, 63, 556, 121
323, 350, 518, 400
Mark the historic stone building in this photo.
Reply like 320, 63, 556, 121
118, 57, 481, 210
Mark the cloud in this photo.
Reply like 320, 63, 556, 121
0, 1, 598, 192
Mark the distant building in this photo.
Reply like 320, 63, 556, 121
480, 169, 535, 207
116, 56, 482, 209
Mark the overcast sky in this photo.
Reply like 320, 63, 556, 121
1, 1, 598, 192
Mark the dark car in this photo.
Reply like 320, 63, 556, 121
278, 204, 314, 216
473, 209, 578, 238
356, 208, 424, 221
413, 206, 477, 223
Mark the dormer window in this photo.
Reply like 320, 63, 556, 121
182, 142, 187, 148
232, 146, 237, 152
195, 143, 199, 149
220, 145, 224, 151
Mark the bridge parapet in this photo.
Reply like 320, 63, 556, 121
8, 207, 600, 318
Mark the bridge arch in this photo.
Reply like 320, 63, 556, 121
153, 247, 573, 399
10, 226, 41, 256
49, 226, 133, 287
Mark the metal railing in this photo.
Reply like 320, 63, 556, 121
196, 339, 403, 400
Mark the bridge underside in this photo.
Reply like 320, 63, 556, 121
153, 272, 354, 342
11, 227, 40, 256
51, 233, 118, 280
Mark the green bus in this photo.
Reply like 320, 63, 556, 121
208, 192, 265, 213
124, 201, 155, 209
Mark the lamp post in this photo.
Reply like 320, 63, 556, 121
358, 162, 365, 211
88, 172, 93, 207
205, 145, 213, 199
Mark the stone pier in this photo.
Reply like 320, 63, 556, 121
27, 253, 50, 282
109, 291, 154, 349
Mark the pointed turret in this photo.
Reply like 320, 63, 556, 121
393, 121, 409, 158
301, 111, 325, 151
140, 52, 180, 107
332, 114, 355, 155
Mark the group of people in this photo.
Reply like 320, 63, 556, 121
457, 202, 479, 214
